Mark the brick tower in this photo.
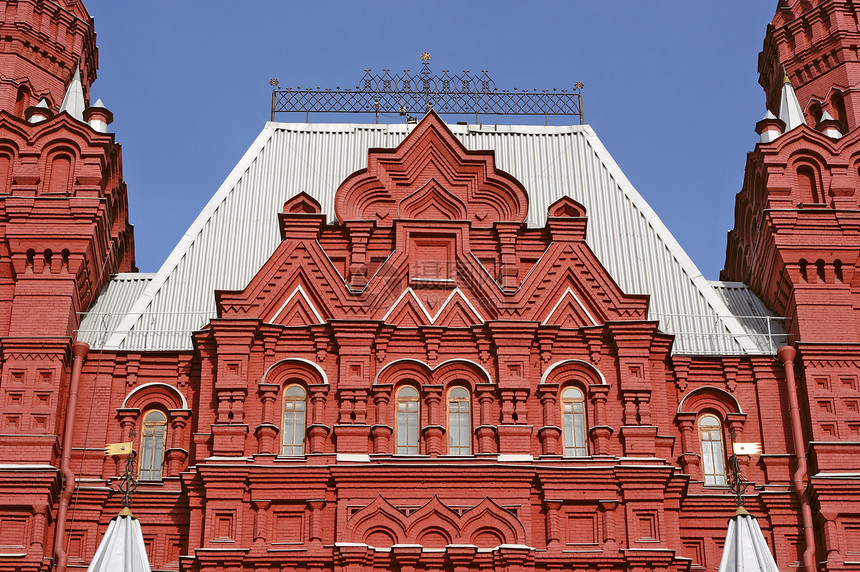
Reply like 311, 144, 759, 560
723, 0, 860, 568
0, 1, 134, 569
0, 0, 98, 116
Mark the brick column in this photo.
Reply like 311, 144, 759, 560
307, 385, 331, 454
370, 384, 393, 454
255, 383, 280, 455
494, 222, 520, 290
475, 383, 497, 454
308, 500, 326, 546
676, 412, 700, 480
109, 408, 139, 478
588, 383, 612, 455
544, 499, 563, 549
422, 384, 444, 456
537, 384, 561, 456
166, 409, 191, 476
599, 499, 621, 552
252, 500, 271, 549
346, 221, 375, 289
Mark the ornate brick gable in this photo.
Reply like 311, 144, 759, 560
217, 117, 649, 331
334, 112, 528, 226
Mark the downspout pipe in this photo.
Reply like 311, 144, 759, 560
777, 345, 817, 572
53, 341, 89, 572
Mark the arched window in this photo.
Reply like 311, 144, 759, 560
699, 414, 727, 486
447, 386, 471, 455
561, 387, 587, 457
139, 410, 167, 481
396, 386, 420, 455
281, 385, 306, 456
809, 100, 823, 125
14, 85, 29, 117
832, 90, 849, 133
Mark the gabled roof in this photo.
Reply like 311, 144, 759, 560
79, 120, 776, 354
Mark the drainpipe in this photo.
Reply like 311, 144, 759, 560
53, 341, 89, 572
777, 345, 817, 572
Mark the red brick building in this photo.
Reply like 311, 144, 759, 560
0, 1, 858, 571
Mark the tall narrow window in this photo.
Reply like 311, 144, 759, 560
0, 155, 10, 189
281, 385, 306, 456
796, 166, 821, 204
833, 91, 849, 133
14, 85, 29, 117
699, 414, 727, 486
396, 386, 420, 455
139, 410, 167, 481
562, 387, 587, 457
447, 386, 471, 455
47, 154, 71, 194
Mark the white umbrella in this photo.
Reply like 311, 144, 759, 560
718, 506, 780, 572
87, 507, 152, 572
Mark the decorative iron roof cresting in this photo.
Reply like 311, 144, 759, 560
270, 54, 584, 124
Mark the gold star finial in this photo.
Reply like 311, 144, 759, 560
420, 52, 431, 62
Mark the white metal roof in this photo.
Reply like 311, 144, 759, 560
78, 121, 779, 354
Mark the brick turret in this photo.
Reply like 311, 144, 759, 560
723, 1, 860, 566
760, 0, 860, 132
0, 2, 133, 568
725, 0, 860, 344
0, 0, 97, 117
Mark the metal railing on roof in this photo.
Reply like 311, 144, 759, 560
77, 311, 216, 350
78, 310, 788, 355
270, 55, 584, 125
650, 312, 789, 355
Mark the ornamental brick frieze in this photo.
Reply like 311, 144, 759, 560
342, 495, 527, 549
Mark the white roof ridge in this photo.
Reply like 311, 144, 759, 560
581, 127, 759, 353
103, 124, 278, 348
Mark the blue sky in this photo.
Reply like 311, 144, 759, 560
85, 1, 777, 278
